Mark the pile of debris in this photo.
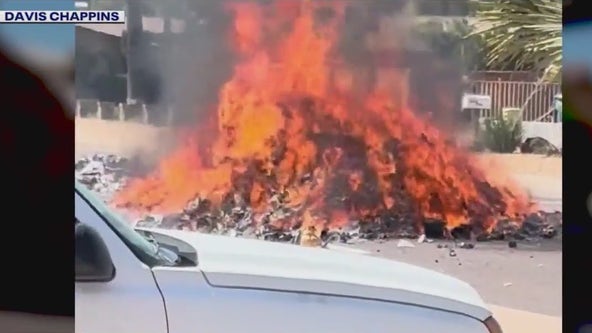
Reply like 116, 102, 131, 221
76, 154, 562, 246
131, 197, 562, 245
75, 154, 131, 199
520, 137, 562, 155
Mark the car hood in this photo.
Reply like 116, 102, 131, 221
142, 228, 490, 320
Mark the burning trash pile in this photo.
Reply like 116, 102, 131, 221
78, 2, 562, 246
75, 152, 562, 245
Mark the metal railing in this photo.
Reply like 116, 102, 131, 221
467, 80, 561, 122
75, 99, 173, 126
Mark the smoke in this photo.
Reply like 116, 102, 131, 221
74, 0, 471, 163
144, 0, 469, 129
74, 1, 235, 170
159, 2, 235, 125
337, 1, 467, 131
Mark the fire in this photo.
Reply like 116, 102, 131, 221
113, 2, 533, 237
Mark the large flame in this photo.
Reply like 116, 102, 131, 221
113, 2, 532, 236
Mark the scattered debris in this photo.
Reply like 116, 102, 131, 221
300, 226, 321, 247
416, 234, 434, 243
135, 215, 163, 228
520, 137, 561, 155
508, 240, 518, 248
397, 239, 416, 248
449, 249, 457, 257
542, 225, 557, 238
457, 242, 475, 249
75, 154, 132, 199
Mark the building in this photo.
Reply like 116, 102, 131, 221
76, 25, 125, 102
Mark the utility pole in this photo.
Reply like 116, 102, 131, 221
125, 0, 142, 104
125, 1, 132, 104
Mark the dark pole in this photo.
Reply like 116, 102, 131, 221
125, 0, 142, 104
125, 1, 132, 103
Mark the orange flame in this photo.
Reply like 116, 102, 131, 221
113, 2, 532, 235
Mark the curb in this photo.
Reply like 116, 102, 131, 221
489, 305, 561, 333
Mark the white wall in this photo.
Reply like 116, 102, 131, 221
521, 121, 562, 149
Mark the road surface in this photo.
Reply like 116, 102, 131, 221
334, 172, 563, 333
331, 238, 562, 333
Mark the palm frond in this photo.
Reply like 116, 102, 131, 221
468, 0, 562, 82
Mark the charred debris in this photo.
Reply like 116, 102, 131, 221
76, 153, 561, 248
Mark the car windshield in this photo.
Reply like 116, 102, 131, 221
75, 181, 163, 267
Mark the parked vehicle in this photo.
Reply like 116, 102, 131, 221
75, 181, 502, 333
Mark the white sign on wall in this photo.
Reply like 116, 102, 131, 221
461, 93, 492, 110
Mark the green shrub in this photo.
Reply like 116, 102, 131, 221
479, 114, 523, 153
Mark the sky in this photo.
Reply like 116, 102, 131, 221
0, 1, 74, 62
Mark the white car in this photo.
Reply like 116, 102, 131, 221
75, 182, 502, 333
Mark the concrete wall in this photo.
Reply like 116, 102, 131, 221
75, 99, 172, 126
522, 121, 562, 149
75, 118, 176, 160
477, 153, 561, 178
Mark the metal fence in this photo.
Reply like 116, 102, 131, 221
75, 99, 173, 126
467, 80, 561, 122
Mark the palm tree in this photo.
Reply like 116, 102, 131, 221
469, 0, 562, 83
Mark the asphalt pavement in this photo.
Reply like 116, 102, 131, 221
349, 239, 561, 316
332, 238, 562, 333
329, 171, 562, 333
336, 173, 562, 333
